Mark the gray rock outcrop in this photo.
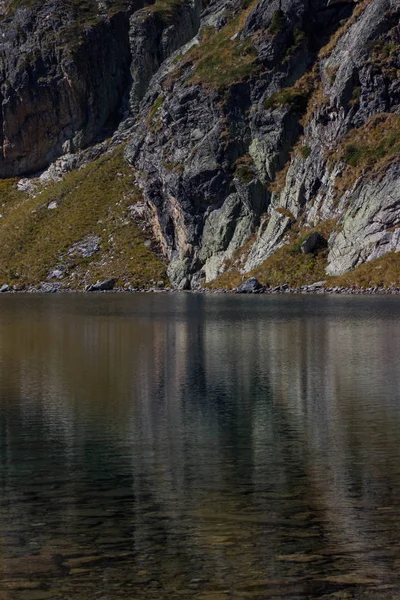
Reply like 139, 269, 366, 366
86, 279, 117, 292
236, 277, 262, 293
125, 0, 400, 287
0, 0, 400, 288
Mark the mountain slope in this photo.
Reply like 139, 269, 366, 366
0, 146, 167, 289
0, 0, 399, 290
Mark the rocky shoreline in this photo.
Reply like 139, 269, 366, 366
1, 278, 400, 296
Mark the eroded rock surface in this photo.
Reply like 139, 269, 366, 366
1, 0, 400, 288
125, 0, 400, 287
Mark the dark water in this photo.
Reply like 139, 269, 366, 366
0, 294, 400, 600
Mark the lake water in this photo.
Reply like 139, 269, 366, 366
0, 293, 400, 599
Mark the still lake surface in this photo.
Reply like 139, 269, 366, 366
0, 293, 400, 599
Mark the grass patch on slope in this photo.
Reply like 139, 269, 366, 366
179, 2, 259, 91
210, 220, 335, 289
264, 86, 310, 112
0, 146, 167, 288
341, 114, 400, 167
328, 252, 400, 288
148, 0, 187, 24
332, 113, 400, 196
213, 241, 328, 289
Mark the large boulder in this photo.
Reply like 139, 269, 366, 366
300, 232, 326, 254
236, 277, 262, 293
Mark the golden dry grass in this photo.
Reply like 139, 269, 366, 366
332, 113, 400, 197
0, 147, 167, 288
328, 252, 400, 288
177, 1, 259, 90
210, 220, 337, 288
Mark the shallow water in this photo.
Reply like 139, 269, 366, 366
0, 293, 400, 599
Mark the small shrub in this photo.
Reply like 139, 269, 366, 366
268, 9, 285, 35
380, 42, 396, 58
149, 0, 187, 24
289, 232, 311, 255
234, 154, 255, 184
299, 145, 311, 159
350, 86, 361, 105
285, 27, 307, 56
343, 143, 362, 166
147, 96, 164, 130
264, 87, 309, 113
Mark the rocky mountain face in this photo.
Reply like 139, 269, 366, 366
0, 0, 399, 289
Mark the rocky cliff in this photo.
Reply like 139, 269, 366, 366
0, 0, 399, 290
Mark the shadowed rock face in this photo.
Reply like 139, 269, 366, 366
0, 2, 135, 176
0, 0, 201, 177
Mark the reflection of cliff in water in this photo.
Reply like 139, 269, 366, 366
0, 294, 400, 597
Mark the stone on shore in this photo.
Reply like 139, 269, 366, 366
236, 278, 262, 293
86, 279, 117, 292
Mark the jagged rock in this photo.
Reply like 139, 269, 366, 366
236, 277, 262, 293
48, 268, 67, 280
300, 232, 326, 254
86, 279, 117, 292
327, 164, 400, 274
67, 236, 101, 259
0, 284, 9, 293
40, 283, 60, 293
125, 0, 369, 286
0, 0, 399, 289
17, 178, 37, 194
0, 2, 134, 177
129, 0, 202, 116
177, 277, 191, 291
